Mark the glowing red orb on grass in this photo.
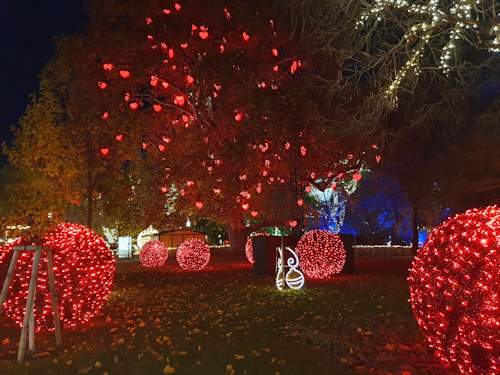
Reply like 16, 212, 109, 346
0, 223, 115, 331
139, 240, 169, 268
245, 233, 270, 264
176, 239, 210, 271
408, 206, 500, 375
295, 230, 345, 279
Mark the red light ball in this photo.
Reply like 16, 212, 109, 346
139, 240, 169, 267
408, 206, 500, 375
176, 239, 210, 271
245, 233, 270, 264
295, 230, 345, 279
0, 223, 115, 331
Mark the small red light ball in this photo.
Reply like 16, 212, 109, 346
0, 223, 115, 331
245, 233, 270, 264
408, 206, 500, 375
139, 240, 169, 268
295, 230, 345, 279
176, 239, 210, 271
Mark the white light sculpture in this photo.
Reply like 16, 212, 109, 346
276, 246, 305, 290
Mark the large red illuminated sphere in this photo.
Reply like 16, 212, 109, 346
140, 240, 169, 267
245, 233, 270, 264
295, 230, 345, 278
408, 206, 500, 375
0, 223, 115, 331
176, 239, 210, 271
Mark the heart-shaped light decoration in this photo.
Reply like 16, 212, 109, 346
174, 95, 185, 106
102, 63, 113, 71
234, 113, 242, 122
305, 186, 312, 193
195, 201, 203, 209
142, 142, 148, 149
290, 61, 298, 74
187, 180, 195, 187
213, 188, 221, 195
100, 148, 109, 156
182, 114, 189, 122
352, 173, 362, 181
162, 81, 169, 89
153, 104, 162, 112
186, 75, 194, 84
98, 81, 107, 89
272, 48, 278, 57
163, 8, 171, 14
273, 65, 279, 72
251, 211, 258, 217
181, 42, 188, 49
119, 70, 130, 79
331, 183, 336, 189
102, 112, 109, 120
256, 185, 262, 194
161, 187, 168, 193
242, 32, 250, 41
169, 49, 174, 59
130, 102, 139, 110
158, 144, 165, 152
285, 142, 290, 150
300, 146, 307, 156
174, 3, 181, 11
162, 137, 171, 143
115, 134, 123, 142
376, 155, 381, 163
297, 199, 304, 206
242, 203, 249, 211
199, 31, 209, 40
289, 220, 298, 228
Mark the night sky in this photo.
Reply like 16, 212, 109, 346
0, 0, 86, 166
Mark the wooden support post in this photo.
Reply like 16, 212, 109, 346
46, 249, 62, 346
29, 304, 35, 352
17, 245, 42, 363
0, 250, 21, 314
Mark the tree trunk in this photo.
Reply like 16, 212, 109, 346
86, 130, 94, 230
411, 197, 419, 256
226, 212, 249, 256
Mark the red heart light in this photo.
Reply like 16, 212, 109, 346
331, 183, 336, 189
181, 42, 188, 49
300, 146, 307, 156
376, 155, 381, 163
174, 3, 181, 11
182, 114, 189, 122
97, 81, 107, 89
186, 75, 194, 84
213, 188, 221, 195
305, 186, 312, 193
234, 113, 242, 122
273, 65, 279, 72
251, 211, 258, 217
153, 104, 162, 112
100, 148, 109, 156
130, 102, 139, 110
115, 134, 123, 142
119, 70, 130, 79
199, 31, 209, 40
102, 63, 113, 71
195, 201, 203, 209
158, 144, 165, 152
169, 49, 174, 59
161, 187, 168, 193
162, 81, 169, 89
174, 95, 185, 106
353, 173, 362, 181
256, 185, 262, 194
101, 112, 109, 120
242, 203, 249, 211
272, 48, 278, 57
242, 32, 250, 41
142, 142, 148, 149
289, 220, 298, 228
297, 199, 304, 206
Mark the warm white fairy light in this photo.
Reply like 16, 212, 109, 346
358, 0, 499, 103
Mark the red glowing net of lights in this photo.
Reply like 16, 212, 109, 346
0, 223, 115, 331
139, 240, 169, 267
295, 230, 345, 279
176, 238, 210, 271
408, 205, 500, 375
245, 232, 270, 264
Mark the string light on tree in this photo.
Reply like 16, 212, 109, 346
295, 230, 345, 279
176, 238, 210, 271
139, 240, 169, 267
357, 1, 500, 105
244, 232, 270, 264
408, 205, 500, 375
0, 223, 115, 331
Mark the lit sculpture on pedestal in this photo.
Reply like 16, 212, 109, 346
276, 246, 305, 290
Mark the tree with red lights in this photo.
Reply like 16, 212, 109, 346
93, 0, 371, 253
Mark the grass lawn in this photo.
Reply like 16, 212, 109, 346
0, 256, 459, 375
